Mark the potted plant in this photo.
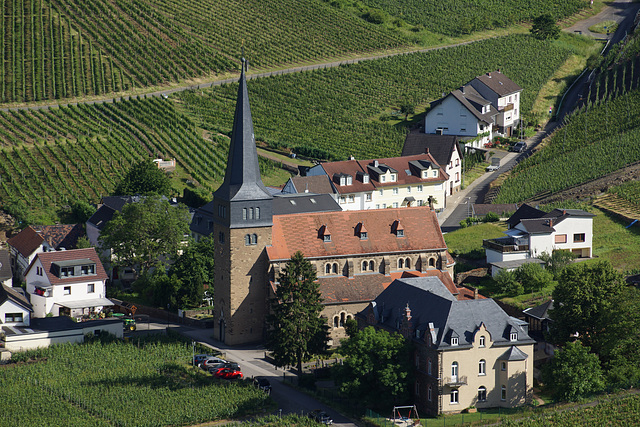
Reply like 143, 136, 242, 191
466, 406, 477, 413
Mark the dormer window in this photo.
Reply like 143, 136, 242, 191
356, 223, 368, 240
510, 332, 517, 342
360, 232, 368, 240
340, 176, 346, 186
390, 174, 396, 182
422, 171, 428, 178
363, 174, 369, 184
347, 175, 352, 185
80, 264, 95, 275
451, 337, 459, 346
323, 234, 331, 242
393, 220, 405, 237
381, 175, 386, 183
397, 229, 404, 237
433, 170, 437, 177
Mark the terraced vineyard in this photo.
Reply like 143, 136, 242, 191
350, 0, 587, 36
0, 96, 233, 222
1, 335, 270, 426
495, 88, 640, 203
176, 35, 574, 160
594, 193, 640, 221
0, 0, 409, 103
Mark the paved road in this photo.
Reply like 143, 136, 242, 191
564, 0, 639, 39
126, 320, 358, 427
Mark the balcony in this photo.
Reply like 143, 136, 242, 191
483, 237, 529, 253
443, 376, 468, 387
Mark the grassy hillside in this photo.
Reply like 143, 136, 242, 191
495, 88, 640, 203
0, 0, 409, 104
175, 34, 576, 161
339, 0, 586, 36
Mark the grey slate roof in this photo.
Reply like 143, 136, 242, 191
523, 299, 554, 321
190, 201, 215, 237
272, 193, 341, 215
213, 62, 271, 203
499, 346, 529, 361
366, 276, 534, 350
0, 283, 32, 312
0, 249, 12, 281
288, 175, 334, 195
402, 132, 460, 168
432, 85, 498, 124
87, 205, 118, 231
506, 203, 546, 228
473, 71, 523, 97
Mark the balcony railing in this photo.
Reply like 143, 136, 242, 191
483, 239, 529, 253
443, 376, 468, 387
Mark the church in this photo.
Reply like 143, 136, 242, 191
211, 60, 461, 346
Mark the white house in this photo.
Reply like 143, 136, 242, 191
402, 133, 463, 197
0, 283, 32, 327
469, 71, 522, 137
484, 205, 595, 271
25, 248, 112, 319
425, 71, 523, 148
298, 153, 449, 211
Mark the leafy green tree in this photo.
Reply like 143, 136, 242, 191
266, 251, 328, 374
543, 340, 604, 401
495, 270, 524, 296
530, 14, 560, 40
538, 250, 577, 278
400, 102, 415, 120
75, 236, 92, 249
170, 237, 216, 308
335, 326, 412, 410
70, 201, 96, 223
515, 262, 554, 293
113, 159, 172, 196
99, 196, 190, 277
549, 261, 626, 352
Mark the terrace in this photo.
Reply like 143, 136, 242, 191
483, 236, 529, 253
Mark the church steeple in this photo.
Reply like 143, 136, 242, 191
213, 58, 272, 229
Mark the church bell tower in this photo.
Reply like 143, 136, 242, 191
212, 59, 273, 345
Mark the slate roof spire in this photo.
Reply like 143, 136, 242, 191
214, 57, 271, 203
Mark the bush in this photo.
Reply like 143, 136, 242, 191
483, 212, 500, 222
495, 270, 524, 296
515, 262, 554, 293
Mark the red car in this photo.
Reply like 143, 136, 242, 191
213, 367, 243, 379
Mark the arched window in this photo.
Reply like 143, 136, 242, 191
362, 261, 368, 272
427, 385, 432, 401
478, 386, 487, 402
332, 263, 338, 274
405, 258, 411, 269
429, 257, 436, 267
369, 260, 375, 271
249, 207, 254, 219
479, 336, 486, 347
398, 258, 404, 269
333, 316, 339, 328
244, 234, 251, 246
340, 312, 346, 327
255, 207, 260, 219
451, 362, 458, 382
346, 314, 352, 321
479, 359, 486, 375
251, 234, 258, 245
325, 264, 332, 275
427, 359, 432, 375
501, 385, 507, 401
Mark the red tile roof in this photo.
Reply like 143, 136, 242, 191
32, 224, 85, 249
27, 248, 108, 285
267, 207, 447, 261
7, 227, 45, 258
321, 154, 449, 195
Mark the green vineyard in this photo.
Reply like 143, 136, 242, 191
0, 96, 233, 223
348, 0, 587, 36
495, 89, 640, 203
1, 335, 270, 426
176, 35, 573, 161
0, 0, 409, 103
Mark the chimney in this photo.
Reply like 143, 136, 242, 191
549, 219, 553, 228
374, 160, 379, 167
474, 287, 479, 300
562, 209, 567, 215
461, 86, 465, 94
426, 147, 430, 154
487, 72, 491, 78
349, 155, 355, 160
404, 303, 412, 321
305, 183, 309, 193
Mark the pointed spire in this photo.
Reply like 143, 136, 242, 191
214, 57, 271, 203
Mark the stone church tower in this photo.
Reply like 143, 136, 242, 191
212, 60, 273, 345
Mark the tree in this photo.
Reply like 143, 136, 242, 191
514, 262, 554, 293
75, 236, 92, 249
530, 14, 560, 40
170, 237, 216, 308
542, 340, 604, 401
495, 270, 523, 296
113, 159, 172, 196
549, 261, 626, 352
266, 251, 328, 374
70, 201, 96, 223
538, 250, 577, 278
400, 102, 415, 120
335, 326, 413, 410
99, 196, 190, 277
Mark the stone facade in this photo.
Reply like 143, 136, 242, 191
213, 224, 272, 345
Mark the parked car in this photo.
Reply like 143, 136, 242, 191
213, 367, 243, 379
308, 410, 333, 425
510, 141, 527, 152
206, 363, 226, 374
254, 377, 272, 393
200, 356, 227, 369
193, 354, 210, 366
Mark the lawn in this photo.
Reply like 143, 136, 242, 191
444, 222, 507, 259
590, 207, 640, 272
1, 334, 271, 426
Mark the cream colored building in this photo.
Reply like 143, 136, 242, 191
360, 276, 534, 415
